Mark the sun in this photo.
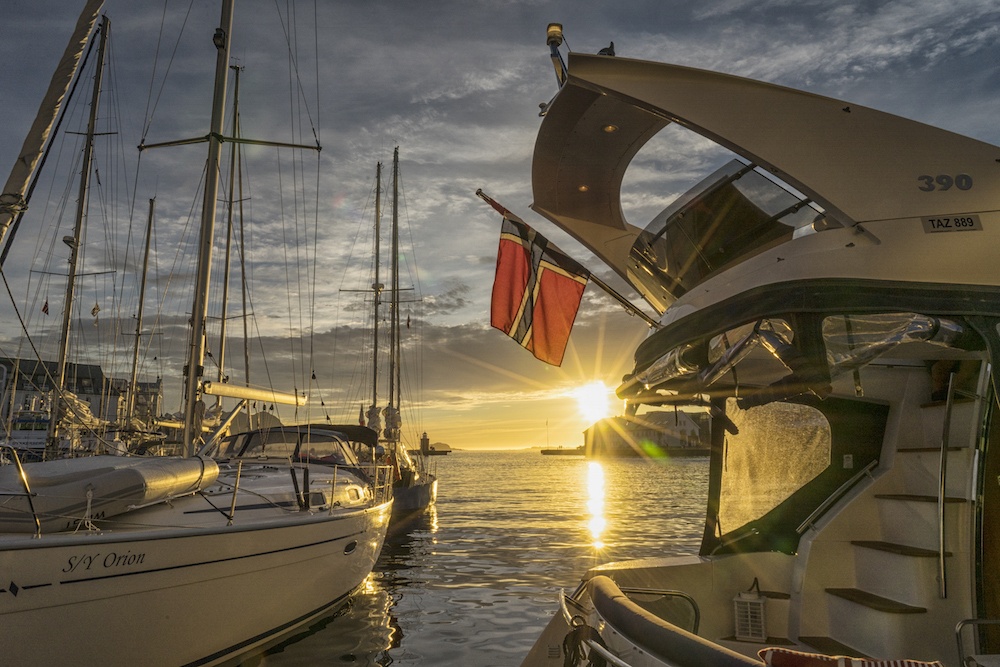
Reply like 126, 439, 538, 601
573, 381, 613, 424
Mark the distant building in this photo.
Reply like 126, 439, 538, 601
0, 357, 162, 425
584, 410, 710, 457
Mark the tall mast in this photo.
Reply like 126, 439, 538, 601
48, 14, 109, 454
389, 146, 401, 443
127, 197, 156, 426
371, 162, 383, 411
182, 0, 234, 456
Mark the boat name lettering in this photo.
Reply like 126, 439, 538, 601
63, 550, 146, 573
921, 214, 982, 233
917, 174, 973, 191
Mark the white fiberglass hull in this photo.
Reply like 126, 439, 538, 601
0, 495, 391, 666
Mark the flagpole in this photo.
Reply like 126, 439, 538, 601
586, 273, 661, 329
476, 188, 660, 329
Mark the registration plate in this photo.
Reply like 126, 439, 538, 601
922, 214, 982, 233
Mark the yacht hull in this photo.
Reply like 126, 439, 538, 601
0, 501, 392, 666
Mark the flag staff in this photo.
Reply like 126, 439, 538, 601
476, 189, 660, 329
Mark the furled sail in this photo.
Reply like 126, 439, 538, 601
0, 0, 104, 246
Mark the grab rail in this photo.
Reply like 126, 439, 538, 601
938, 372, 959, 600
796, 459, 878, 534
585, 641, 635, 667
0, 444, 41, 537
617, 586, 701, 635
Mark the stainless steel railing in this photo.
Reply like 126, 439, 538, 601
0, 444, 40, 537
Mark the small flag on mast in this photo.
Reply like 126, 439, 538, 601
42, 300, 49, 315
358, 405, 366, 427
479, 190, 590, 366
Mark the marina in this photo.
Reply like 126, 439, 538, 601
3, 1, 1000, 665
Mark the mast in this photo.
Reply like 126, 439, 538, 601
389, 146, 401, 444
47, 14, 110, 455
126, 198, 156, 427
0, 0, 104, 249
371, 163, 383, 413
182, 0, 234, 456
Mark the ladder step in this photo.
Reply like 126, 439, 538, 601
875, 493, 966, 503
897, 446, 965, 453
826, 588, 926, 613
799, 636, 870, 658
851, 540, 949, 557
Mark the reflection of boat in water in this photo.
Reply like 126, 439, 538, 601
522, 24, 1000, 667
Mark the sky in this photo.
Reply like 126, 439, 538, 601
1, 0, 999, 450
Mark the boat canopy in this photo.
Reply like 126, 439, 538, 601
532, 53, 1000, 315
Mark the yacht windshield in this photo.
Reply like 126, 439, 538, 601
627, 160, 823, 312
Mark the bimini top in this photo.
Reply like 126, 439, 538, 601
532, 52, 1000, 314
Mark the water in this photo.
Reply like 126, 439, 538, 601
244, 449, 709, 666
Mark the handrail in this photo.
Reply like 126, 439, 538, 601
956, 618, 1000, 665
0, 444, 41, 537
796, 459, 878, 534
558, 590, 635, 667
226, 459, 242, 525
938, 373, 956, 600
617, 586, 701, 634
585, 640, 635, 667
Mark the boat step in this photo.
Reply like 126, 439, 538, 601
799, 636, 870, 659
919, 397, 974, 408
897, 446, 965, 453
851, 540, 950, 557
825, 588, 926, 613
874, 493, 966, 503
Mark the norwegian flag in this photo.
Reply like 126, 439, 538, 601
481, 191, 589, 366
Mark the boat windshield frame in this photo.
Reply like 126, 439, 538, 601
626, 160, 825, 312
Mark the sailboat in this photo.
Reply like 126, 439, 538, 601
361, 147, 438, 518
521, 23, 1000, 667
0, 3, 393, 665
1, 4, 115, 460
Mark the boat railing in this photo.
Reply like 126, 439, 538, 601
939, 372, 956, 600
938, 372, 979, 600
0, 444, 41, 537
796, 459, 878, 535
956, 618, 1000, 666
345, 463, 394, 506
588, 575, 763, 667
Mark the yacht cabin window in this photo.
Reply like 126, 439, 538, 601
626, 160, 825, 312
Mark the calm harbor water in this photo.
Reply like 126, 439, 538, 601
244, 449, 709, 666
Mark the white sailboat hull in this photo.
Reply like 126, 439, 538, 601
0, 502, 391, 666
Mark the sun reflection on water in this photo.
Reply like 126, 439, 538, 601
587, 461, 607, 551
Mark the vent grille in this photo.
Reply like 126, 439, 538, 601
733, 593, 767, 642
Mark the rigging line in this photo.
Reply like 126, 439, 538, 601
146, 161, 209, 390
141, 0, 196, 143
0, 266, 74, 415
269, 0, 321, 147
306, 148, 321, 418
395, 163, 424, 429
